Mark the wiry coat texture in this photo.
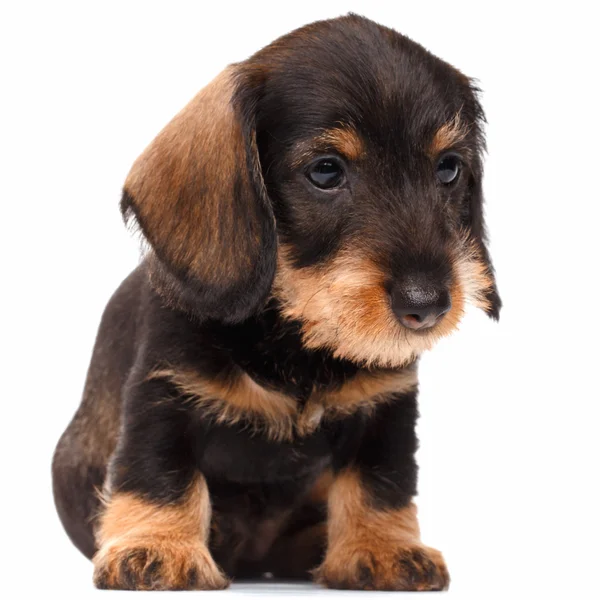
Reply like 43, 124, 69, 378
52, 14, 499, 591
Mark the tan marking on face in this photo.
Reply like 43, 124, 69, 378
429, 114, 469, 156
148, 367, 297, 442
452, 236, 494, 312
274, 247, 452, 368
316, 126, 364, 160
274, 236, 493, 368
315, 468, 449, 591
291, 125, 364, 168
93, 475, 228, 590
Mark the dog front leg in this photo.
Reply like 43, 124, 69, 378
317, 392, 450, 591
92, 377, 228, 591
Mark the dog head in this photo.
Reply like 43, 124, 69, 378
123, 14, 500, 368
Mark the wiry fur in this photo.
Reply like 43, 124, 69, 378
275, 235, 493, 368
94, 476, 228, 591
149, 365, 418, 441
52, 14, 500, 592
316, 469, 449, 591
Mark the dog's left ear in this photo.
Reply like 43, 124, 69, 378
121, 65, 275, 323
465, 156, 502, 320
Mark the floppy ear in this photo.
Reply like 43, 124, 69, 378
121, 66, 276, 323
465, 159, 502, 320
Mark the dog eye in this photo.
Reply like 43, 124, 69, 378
306, 158, 345, 189
436, 154, 461, 184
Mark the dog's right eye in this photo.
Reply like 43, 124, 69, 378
306, 158, 345, 190
436, 153, 462, 185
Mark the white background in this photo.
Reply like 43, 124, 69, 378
1, 1, 599, 598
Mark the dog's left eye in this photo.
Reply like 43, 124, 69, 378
436, 154, 461, 184
306, 158, 345, 189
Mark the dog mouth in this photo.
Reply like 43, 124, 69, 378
274, 240, 494, 368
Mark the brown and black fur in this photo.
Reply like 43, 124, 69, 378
53, 14, 500, 591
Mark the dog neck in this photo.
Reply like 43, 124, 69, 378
201, 298, 411, 405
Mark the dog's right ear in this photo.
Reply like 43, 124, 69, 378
121, 66, 275, 323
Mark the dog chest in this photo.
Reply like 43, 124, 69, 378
195, 421, 333, 484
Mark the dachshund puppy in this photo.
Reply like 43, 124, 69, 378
52, 14, 500, 591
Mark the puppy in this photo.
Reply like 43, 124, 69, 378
52, 14, 500, 591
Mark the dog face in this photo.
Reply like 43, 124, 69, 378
122, 15, 500, 368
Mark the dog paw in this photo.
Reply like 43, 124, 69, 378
315, 544, 449, 591
93, 540, 229, 591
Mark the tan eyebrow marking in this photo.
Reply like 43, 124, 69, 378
315, 126, 364, 160
429, 114, 469, 156
291, 126, 364, 168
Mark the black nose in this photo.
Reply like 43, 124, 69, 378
391, 278, 451, 330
